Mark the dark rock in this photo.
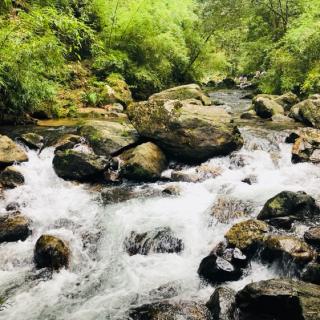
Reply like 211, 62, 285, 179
285, 131, 300, 144
162, 185, 181, 196
34, 235, 70, 270
225, 219, 269, 253
119, 142, 167, 182
0, 135, 28, 167
0, 214, 31, 243
206, 286, 237, 320
53, 150, 109, 181
241, 175, 257, 185
236, 278, 320, 320
198, 254, 243, 284
130, 301, 212, 320
304, 227, 320, 247
253, 96, 284, 119
149, 282, 181, 300
6, 202, 20, 212
257, 191, 320, 228
301, 263, 320, 285
240, 110, 256, 120
0, 166, 25, 188
19, 133, 44, 150
54, 134, 83, 153
127, 99, 243, 164
124, 227, 184, 256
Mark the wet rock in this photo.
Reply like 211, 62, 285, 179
225, 219, 269, 253
196, 163, 223, 179
19, 133, 44, 150
206, 286, 237, 320
130, 301, 212, 320
53, 150, 109, 181
291, 128, 320, 163
285, 131, 300, 143
261, 235, 314, 265
101, 185, 161, 204
149, 282, 182, 300
6, 202, 20, 212
0, 214, 31, 243
0, 135, 28, 167
304, 227, 320, 247
258, 191, 320, 229
124, 227, 183, 256
301, 263, 320, 285
253, 96, 284, 119
211, 197, 253, 224
289, 97, 320, 128
127, 99, 243, 163
78, 120, 139, 156
241, 175, 257, 185
54, 134, 83, 153
119, 142, 167, 182
229, 153, 253, 168
0, 166, 24, 188
236, 278, 320, 320
149, 84, 212, 106
198, 253, 244, 284
240, 110, 256, 120
274, 92, 299, 112
171, 170, 201, 183
34, 235, 70, 270
162, 185, 181, 196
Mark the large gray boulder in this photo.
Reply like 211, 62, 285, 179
149, 84, 212, 106
119, 142, 167, 181
0, 135, 28, 167
236, 279, 320, 320
78, 120, 139, 156
127, 99, 243, 163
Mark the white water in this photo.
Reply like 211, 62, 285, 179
1, 96, 320, 319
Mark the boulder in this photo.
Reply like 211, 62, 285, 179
211, 197, 253, 224
253, 96, 284, 119
236, 279, 320, 320
291, 128, 320, 163
0, 166, 25, 188
301, 263, 320, 285
0, 214, 31, 243
258, 191, 320, 229
149, 84, 211, 106
240, 110, 257, 120
127, 99, 243, 163
19, 133, 44, 150
0, 135, 28, 167
78, 120, 139, 156
198, 253, 244, 284
119, 142, 167, 181
105, 74, 133, 107
261, 235, 314, 265
206, 286, 237, 320
53, 150, 109, 181
34, 235, 70, 270
304, 227, 320, 247
225, 219, 269, 253
130, 301, 212, 320
54, 134, 83, 153
124, 227, 183, 256
289, 98, 320, 128
274, 92, 299, 112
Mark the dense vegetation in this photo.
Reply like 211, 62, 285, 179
0, 0, 320, 117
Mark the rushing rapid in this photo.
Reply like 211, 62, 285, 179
1, 90, 320, 320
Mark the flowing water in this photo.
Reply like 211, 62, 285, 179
1, 90, 320, 319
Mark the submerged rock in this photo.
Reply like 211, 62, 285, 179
78, 120, 139, 156
19, 133, 44, 150
124, 227, 183, 255
127, 99, 243, 163
130, 301, 212, 320
0, 135, 28, 167
225, 219, 269, 253
0, 214, 31, 243
53, 150, 109, 181
236, 278, 320, 320
0, 166, 24, 189
206, 286, 237, 320
149, 84, 212, 106
257, 191, 320, 229
119, 142, 167, 181
34, 235, 70, 270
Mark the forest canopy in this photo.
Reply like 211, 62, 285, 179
0, 0, 320, 116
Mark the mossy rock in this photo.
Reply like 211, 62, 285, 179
0, 214, 31, 243
20, 133, 44, 150
225, 219, 269, 252
0, 135, 28, 167
0, 166, 25, 189
253, 96, 284, 119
